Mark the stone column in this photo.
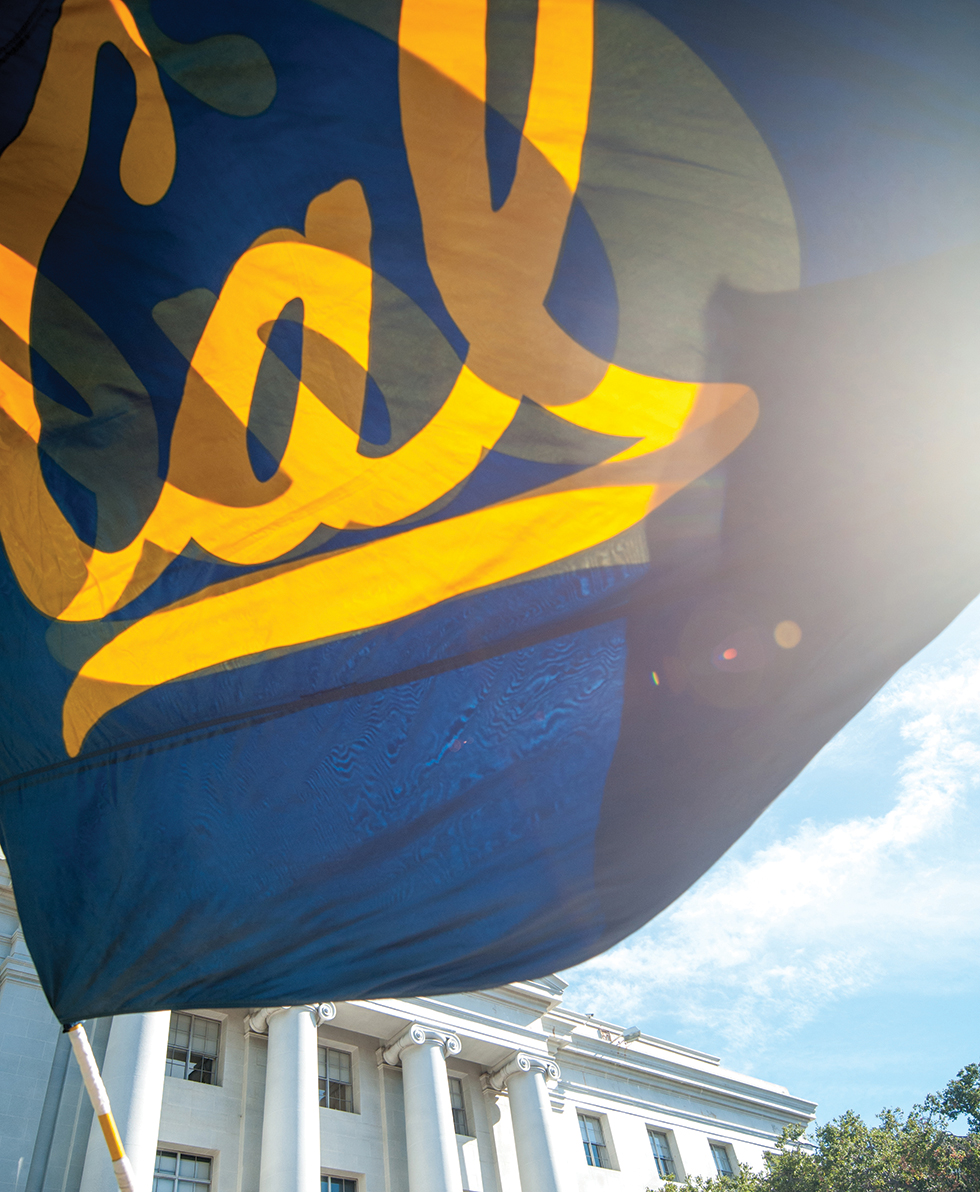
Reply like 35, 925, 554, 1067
79, 1011, 171, 1192
250, 1004, 335, 1192
383, 1024, 463, 1192
488, 1053, 564, 1192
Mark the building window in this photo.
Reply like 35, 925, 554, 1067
579, 1114, 610, 1168
318, 1047, 353, 1112
153, 1150, 211, 1192
449, 1077, 469, 1135
166, 1014, 220, 1084
321, 1179, 357, 1192
710, 1143, 735, 1177
648, 1130, 676, 1178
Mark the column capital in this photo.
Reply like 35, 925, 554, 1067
246, 1003, 336, 1034
382, 1022, 462, 1067
487, 1051, 560, 1092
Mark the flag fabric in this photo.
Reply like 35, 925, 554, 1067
0, 0, 978, 1023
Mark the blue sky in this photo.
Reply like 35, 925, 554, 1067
562, 598, 980, 1129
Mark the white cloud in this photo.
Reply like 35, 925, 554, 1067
563, 644, 980, 1057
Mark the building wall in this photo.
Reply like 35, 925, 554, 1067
0, 859, 816, 1191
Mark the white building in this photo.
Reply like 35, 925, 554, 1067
1, 857, 815, 1192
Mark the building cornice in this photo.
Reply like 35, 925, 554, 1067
561, 1076, 811, 1143
488, 977, 567, 1011
351, 997, 550, 1058
0, 857, 18, 917
544, 1007, 721, 1066
0, 927, 40, 990
556, 1043, 816, 1121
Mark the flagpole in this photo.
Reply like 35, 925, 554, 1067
65, 1022, 137, 1192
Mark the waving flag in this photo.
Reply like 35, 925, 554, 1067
0, 0, 978, 1022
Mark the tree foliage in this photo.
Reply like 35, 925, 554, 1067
676, 1065, 980, 1192
922, 1063, 980, 1135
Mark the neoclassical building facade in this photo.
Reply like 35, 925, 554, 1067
1, 858, 815, 1192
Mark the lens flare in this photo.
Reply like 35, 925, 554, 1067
774, 620, 802, 648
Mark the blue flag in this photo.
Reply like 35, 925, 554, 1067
0, 0, 978, 1022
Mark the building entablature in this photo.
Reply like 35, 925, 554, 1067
326, 988, 816, 1135
336, 996, 558, 1071
0, 927, 40, 991
554, 1042, 817, 1123
544, 1005, 723, 1067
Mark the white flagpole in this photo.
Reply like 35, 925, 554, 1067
66, 1022, 138, 1192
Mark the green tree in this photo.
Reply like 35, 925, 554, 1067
674, 1066, 980, 1192
923, 1064, 980, 1135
